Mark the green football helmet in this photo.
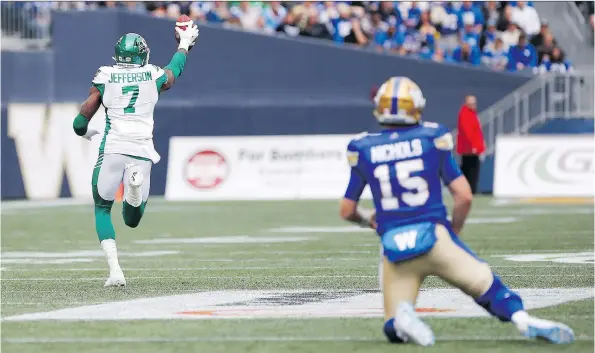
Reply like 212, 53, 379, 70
114, 33, 150, 66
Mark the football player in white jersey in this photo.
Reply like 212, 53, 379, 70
72, 21, 199, 287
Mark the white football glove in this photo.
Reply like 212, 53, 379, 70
82, 128, 99, 141
175, 22, 199, 51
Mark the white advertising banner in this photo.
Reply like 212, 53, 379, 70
165, 135, 371, 200
494, 135, 594, 198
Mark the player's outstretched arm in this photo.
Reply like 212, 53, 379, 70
447, 176, 473, 235
73, 86, 102, 140
160, 22, 199, 93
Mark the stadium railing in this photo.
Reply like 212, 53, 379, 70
476, 72, 594, 155
1, 2, 51, 51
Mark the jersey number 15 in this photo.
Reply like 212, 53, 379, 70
373, 158, 429, 210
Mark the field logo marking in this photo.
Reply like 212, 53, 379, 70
4, 288, 592, 321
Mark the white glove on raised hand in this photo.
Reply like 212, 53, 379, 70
82, 128, 99, 141
175, 23, 199, 51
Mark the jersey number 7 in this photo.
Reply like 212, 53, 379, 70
373, 158, 429, 210
122, 85, 139, 114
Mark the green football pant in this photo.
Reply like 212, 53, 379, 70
92, 153, 152, 241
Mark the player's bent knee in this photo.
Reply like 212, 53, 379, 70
383, 318, 406, 343
465, 262, 493, 297
124, 218, 140, 228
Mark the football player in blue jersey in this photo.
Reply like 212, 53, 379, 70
339, 76, 575, 346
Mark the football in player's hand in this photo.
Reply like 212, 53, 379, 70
175, 14, 195, 50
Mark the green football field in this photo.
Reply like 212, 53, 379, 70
1, 196, 593, 353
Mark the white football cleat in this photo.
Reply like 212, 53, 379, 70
104, 271, 126, 287
518, 316, 575, 344
394, 302, 435, 346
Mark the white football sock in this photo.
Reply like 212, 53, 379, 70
512, 310, 530, 332
101, 239, 122, 275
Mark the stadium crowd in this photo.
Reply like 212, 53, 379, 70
2, 1, 579, 73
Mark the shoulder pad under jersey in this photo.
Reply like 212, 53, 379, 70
422, 121, 440, 129
433, 132, 454, 151
147, 64, 165, 79
352, 131, 369, 141
92, 66, 111, 85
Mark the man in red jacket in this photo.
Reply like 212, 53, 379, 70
456, 95, 485, 194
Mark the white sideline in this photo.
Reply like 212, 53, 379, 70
1, 264, 591, 272
2, 335, 593, 344
1, 198, 92, 210
1, 274, 589, 281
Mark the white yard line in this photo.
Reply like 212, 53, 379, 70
1, 335, 593, 344
2, 264, 592, 272
1, 274, 589, 281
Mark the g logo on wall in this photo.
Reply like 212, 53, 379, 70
7, 103, 105, 199
507, 147, 594, 186
494, 135, 594, 198
184, 150, 229, 189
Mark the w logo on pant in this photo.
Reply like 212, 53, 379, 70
394, 231, 418, 251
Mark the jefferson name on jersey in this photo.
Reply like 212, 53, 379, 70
108, 71, 153, 84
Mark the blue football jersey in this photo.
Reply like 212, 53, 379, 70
343, 122, 463, 235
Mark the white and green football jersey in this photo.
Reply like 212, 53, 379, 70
92, 64, 167, 163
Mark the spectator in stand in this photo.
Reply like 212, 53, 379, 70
165, 3, 181, 19
500, 21, 521, 50
507, 33, 537, 72
276, 11, 300, 37
317, 1, 337, 24
496, 4, 513, 31
373, 19, 403, 53
428, 46, 453, 63
452, 42, 481, 65
189, 2, 210, 22
530, 21, 553, 48
461, 13, 481, 49
482, 1, 501, 27
263, 2, 287, 34
479, 18, 498, 51
511, 1, 540, 36
300, 9, 332, 40
330, 3, 368, 46
536, 47, 573, 73
482, 37, 509, 71
458, 1, 484, 33
330, 3, 353, 43
436, 2, 461, 54
457, 95, 485, 194
206, 2, 234, 24
378, 1, 402, 27
405, 2, 423, 30
400, 26, 424, 56
123, 2, 146, 14
536, 32, 556, 64
418, 10, 438, 43
230, 1, 265, 31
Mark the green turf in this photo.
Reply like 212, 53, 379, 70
1, 197, 593, 353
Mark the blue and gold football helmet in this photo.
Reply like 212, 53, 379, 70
373, 77, 426, 125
